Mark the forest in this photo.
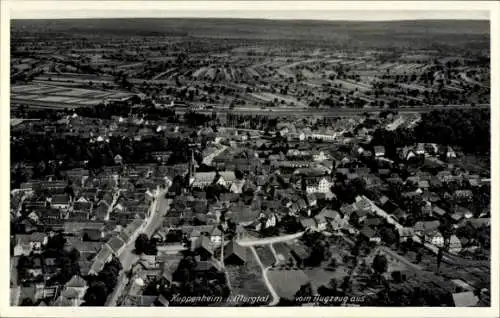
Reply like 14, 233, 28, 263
371, 109, 490, 157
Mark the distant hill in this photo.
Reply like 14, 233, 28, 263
11, 18, 489, 50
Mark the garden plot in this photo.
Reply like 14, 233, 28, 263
249, 92, 305, 107
11, 85, 51, 94
272, 242, 294, 265
254, 245, 276, 267
34, 95, 75, 102
226, 247, 271, 302
28, 87, 70, 95
333, 80, 371, 92
267, 269, 310, 301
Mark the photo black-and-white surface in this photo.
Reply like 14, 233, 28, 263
6, 0, 495, 310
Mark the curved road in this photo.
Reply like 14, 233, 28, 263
237, 231, 305, 247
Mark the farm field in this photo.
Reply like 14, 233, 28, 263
267, 269, 310, 301
226, 247, 271, 302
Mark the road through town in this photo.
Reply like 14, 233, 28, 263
105, 187, 171, 306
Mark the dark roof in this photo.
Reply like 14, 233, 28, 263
364, 217, 383, 227
360, 226, 378, 238
224, 240, 246, 263
194, 260, 221, 272
194, 235, 214, 255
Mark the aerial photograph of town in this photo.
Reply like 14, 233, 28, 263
7, 2, 493, 309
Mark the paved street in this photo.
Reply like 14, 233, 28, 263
237, 231, 305, 247
106, 188, 171, 306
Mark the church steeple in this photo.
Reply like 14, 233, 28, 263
189, 149, 196, 176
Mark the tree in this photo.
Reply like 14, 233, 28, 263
134, 234, 149, 255
380, 226, 398, 246
415, 252, 423, 264
83, 281, 108, 306
372, 254, 388, 276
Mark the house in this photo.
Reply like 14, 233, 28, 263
191, 171, 236, 188
418, 180, 430, 190
364, 217, 383, 228
106, 235, 126, 255
83, 227, 105, 241
373, 146, 386, 157
88, 245, 114, 275
454, 206, 474, 220
93, 200, 110, 221
64, 275, 88, 299
432, 206, 447, 217
229, 179, 245, 194
306, 193, 317, 207
194, 259, 222, 273
192, 235, 214, 260
413, 221, 440, 238
451, 291, 479, 307
114, 154, 124, 165
448, 235, 462, 254
306, 177, 333, 194
313, 214, 328, 231
312, 151, 329, 162
30, 232, 48, 251
326, 213, 348, 232
447, 147, 457, 159
338, 203, 355, 219
27, 211, 40, 224
209, 226, 223, 245
50, 194, 70, 210
300, 218, 318, 231
416, 143, 425, 155
453, 190, 473, 201
397, 227, 415, 243
224, 240, 246, 265
13, 235, 33, 256
426, 230, 445, 247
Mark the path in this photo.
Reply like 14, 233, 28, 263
237, 231, 305, 247
249, 246, 279, 306
106, 186, 170, 306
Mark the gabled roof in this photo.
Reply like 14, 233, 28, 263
94, 244, 113, 263
65, 275, 87, 289
195, 260, 222, 272
30, 232, 47, 242
193, 235, 214, 255
398, 227, 415, 237
317, 208, 341, 221
432, 206, 447, 216
373, 145, 385, 153
224, 240, 246, 262
414, 220, 440, 233
300, 218, 317, 229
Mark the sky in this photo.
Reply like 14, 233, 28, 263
9, 1, 490, 21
